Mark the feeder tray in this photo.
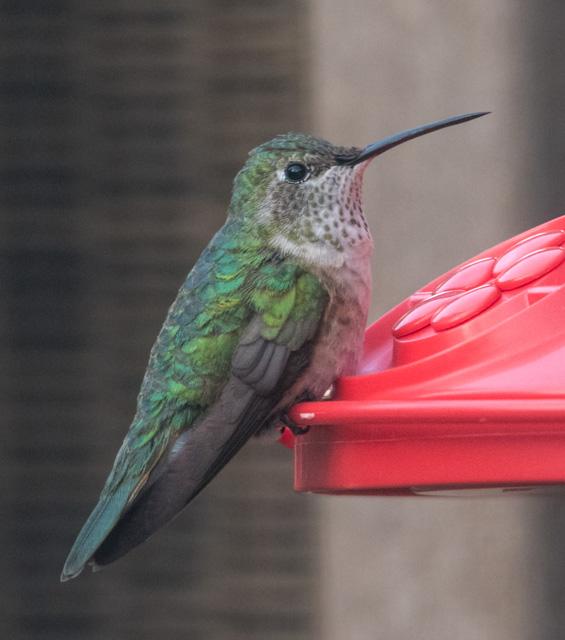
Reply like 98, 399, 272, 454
282, 215, 565, 496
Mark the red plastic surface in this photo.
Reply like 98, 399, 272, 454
392, 290, 463, 337
434, 257, 496, 293
285, 215, 565, 496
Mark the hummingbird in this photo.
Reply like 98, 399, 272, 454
61, 112, 487, 580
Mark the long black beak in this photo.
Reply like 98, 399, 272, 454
336, 112, 489, 166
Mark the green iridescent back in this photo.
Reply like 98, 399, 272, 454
102, 215, 328, 493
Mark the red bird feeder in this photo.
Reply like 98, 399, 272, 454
283, 215, 565, 496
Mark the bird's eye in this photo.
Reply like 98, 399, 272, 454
284, 162, 308, 183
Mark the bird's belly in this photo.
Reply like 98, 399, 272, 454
278, 261, 371, 411
303, 296, 368, 397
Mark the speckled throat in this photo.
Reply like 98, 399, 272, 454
266, 164, 373, 268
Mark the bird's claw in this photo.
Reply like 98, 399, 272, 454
279, 413, 310, 436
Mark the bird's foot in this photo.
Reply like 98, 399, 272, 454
278, 391, 315, 436
279, 413, 310, 437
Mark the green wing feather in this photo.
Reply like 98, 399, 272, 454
61, 221, 328, 580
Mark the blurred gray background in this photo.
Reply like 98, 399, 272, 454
2, 1, 565, 639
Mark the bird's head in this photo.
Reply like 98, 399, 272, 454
229, 112, 488, 268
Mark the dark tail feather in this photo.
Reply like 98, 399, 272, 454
93, 389, 272, 567
60, 479, 136, 581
